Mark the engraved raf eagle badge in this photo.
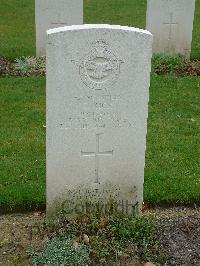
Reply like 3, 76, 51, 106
72, 40, 124, 91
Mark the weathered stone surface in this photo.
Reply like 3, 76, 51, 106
46, 25, 152, 216
146, 0, 196, 57
35, 0, 83, 56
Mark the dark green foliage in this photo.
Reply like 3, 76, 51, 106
152, 54, 187, 76
152, 54, 200, 76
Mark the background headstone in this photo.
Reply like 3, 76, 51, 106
35, 0, 83, 56
146, 0, 196, 58
46, 25, 152, 216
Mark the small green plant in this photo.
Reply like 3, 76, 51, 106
45, 210, 158, 264
152, 54, 187, 76
29, 237, 90, 266
15, 56, 45, 76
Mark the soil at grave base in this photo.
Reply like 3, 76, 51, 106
0, 207, 199, 266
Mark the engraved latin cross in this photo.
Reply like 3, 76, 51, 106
163, 13, 178, 52
81, 133, 113, 184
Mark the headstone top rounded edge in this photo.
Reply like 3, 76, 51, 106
46, 24, 152, 37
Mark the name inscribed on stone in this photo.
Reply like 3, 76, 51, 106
60, 93, 133, 129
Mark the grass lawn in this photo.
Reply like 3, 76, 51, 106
145, 77, 200, 205
0, 0, 199, 211
0, 0, 200, 59
0, 0, 35, 59
0, 78, 46, 211
0, 77, 199, 211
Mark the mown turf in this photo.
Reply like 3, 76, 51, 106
84, 0, 146, 28
0, 78, 45, 210
192, 0, 200, 58
0, 0, 200, 59
0, 77, 199, 210
0, 0, 35, 59
145, 77, 200, 204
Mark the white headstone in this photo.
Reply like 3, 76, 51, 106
46, 25, 152, 217
35, 0, 83, 57
146, 0, 196, 58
